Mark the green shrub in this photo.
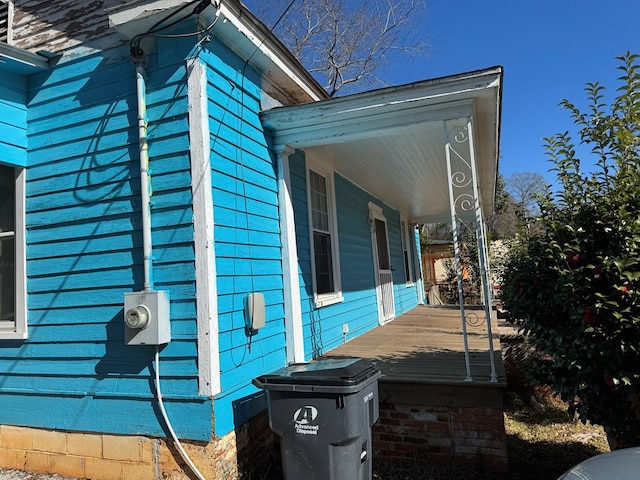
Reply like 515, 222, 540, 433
501, 52, 640, 448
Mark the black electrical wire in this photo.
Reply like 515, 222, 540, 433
146, 0, 199, 35
231, 0, 299, 361
130, 0, 214, 54
142, 15, 221, 41
243, 0, 297, 67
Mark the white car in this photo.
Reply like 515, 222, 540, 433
558, 447, 640, 479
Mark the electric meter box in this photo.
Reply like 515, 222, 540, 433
124, 290, 171, 345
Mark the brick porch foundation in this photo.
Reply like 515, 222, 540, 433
1, 385, 507, 477
373, 381, 508, 473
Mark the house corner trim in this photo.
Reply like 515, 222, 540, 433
187, 57, 220, 396
277, 146, 305, 363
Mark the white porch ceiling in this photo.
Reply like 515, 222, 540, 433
261, 67, 503, 224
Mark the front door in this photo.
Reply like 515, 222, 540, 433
370, 204, 395, 324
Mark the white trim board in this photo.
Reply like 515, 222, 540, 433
187, 57, 220, 397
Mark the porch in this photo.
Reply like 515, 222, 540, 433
323, 305, 509, 472
324, 304, 506, 385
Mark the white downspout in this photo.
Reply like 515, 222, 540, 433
135, 61, 154, 291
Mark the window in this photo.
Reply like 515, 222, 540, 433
374, 219, 390, 270
400, 217, 414, 285
0, 164, 26, 339
307, 162, 342, 307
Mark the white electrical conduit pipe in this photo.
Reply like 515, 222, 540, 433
155, 347, 207, 480
135, 63, 154, 292
135, 61, 206, 480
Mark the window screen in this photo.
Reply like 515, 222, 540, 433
0, 164, 16, 327
309, 170, 335, 295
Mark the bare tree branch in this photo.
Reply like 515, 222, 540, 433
249, 0, 429, 96
506, 172, 547, 216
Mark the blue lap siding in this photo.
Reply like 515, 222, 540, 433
0, 45, 210, 440
0, 9, 423, 445
199, 41, 287, 437
0, 71, 27, 166
289, 153, 422, 360
0, 34, 291, 441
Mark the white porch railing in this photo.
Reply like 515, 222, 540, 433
444, 118, 498, 383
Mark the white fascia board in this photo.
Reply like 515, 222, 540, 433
263, 67, 501, 135
269, 100, 475, 151
214, 0, 327, 104
0, 43, 49, 74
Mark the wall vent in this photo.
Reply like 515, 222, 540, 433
0, 1, 12, 45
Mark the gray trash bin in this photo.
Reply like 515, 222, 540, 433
253, 357, 382, 480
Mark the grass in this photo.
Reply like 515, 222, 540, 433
503, 392, 608, 480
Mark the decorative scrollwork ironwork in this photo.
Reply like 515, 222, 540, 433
450, 169, 470, 189
447, 126, 472, 190
465, 312, 486, 328
450, 126, 469, 144
455, 193, 474, 212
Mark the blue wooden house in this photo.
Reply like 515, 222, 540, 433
0, 1, 502, 478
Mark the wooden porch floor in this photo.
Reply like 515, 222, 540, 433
323, 305, 506, 387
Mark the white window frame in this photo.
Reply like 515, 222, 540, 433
0, 166, 27, 339
306, 158, 343, 308
400, 215, 415, 286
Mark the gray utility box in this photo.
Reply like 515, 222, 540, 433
253, 357, 381, 480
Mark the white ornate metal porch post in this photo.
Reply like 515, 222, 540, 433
444, 122, 473, 382
466, 118, 498, 383
444, 118, 498, 383
481, 220, 493, 305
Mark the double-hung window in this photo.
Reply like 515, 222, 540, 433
400, 217, 414, 285
307, 161, 342, 307
0, 164, 26, 339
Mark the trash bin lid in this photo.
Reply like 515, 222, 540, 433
253, 357, 381, 393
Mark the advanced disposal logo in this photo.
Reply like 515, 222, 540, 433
293, 405, 319, 435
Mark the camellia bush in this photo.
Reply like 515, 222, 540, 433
501, 52, 640, 448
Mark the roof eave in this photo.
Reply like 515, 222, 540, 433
262, 66, 503, 149
0, 43, 50, 75
261, 66, 503, 225
107, 0, 328, 105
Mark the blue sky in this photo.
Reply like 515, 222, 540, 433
244, 0, 639, 186
384, 0, 640, 185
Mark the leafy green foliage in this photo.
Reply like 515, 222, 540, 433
442, 230, 481, 304
501, 52, 640, 448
